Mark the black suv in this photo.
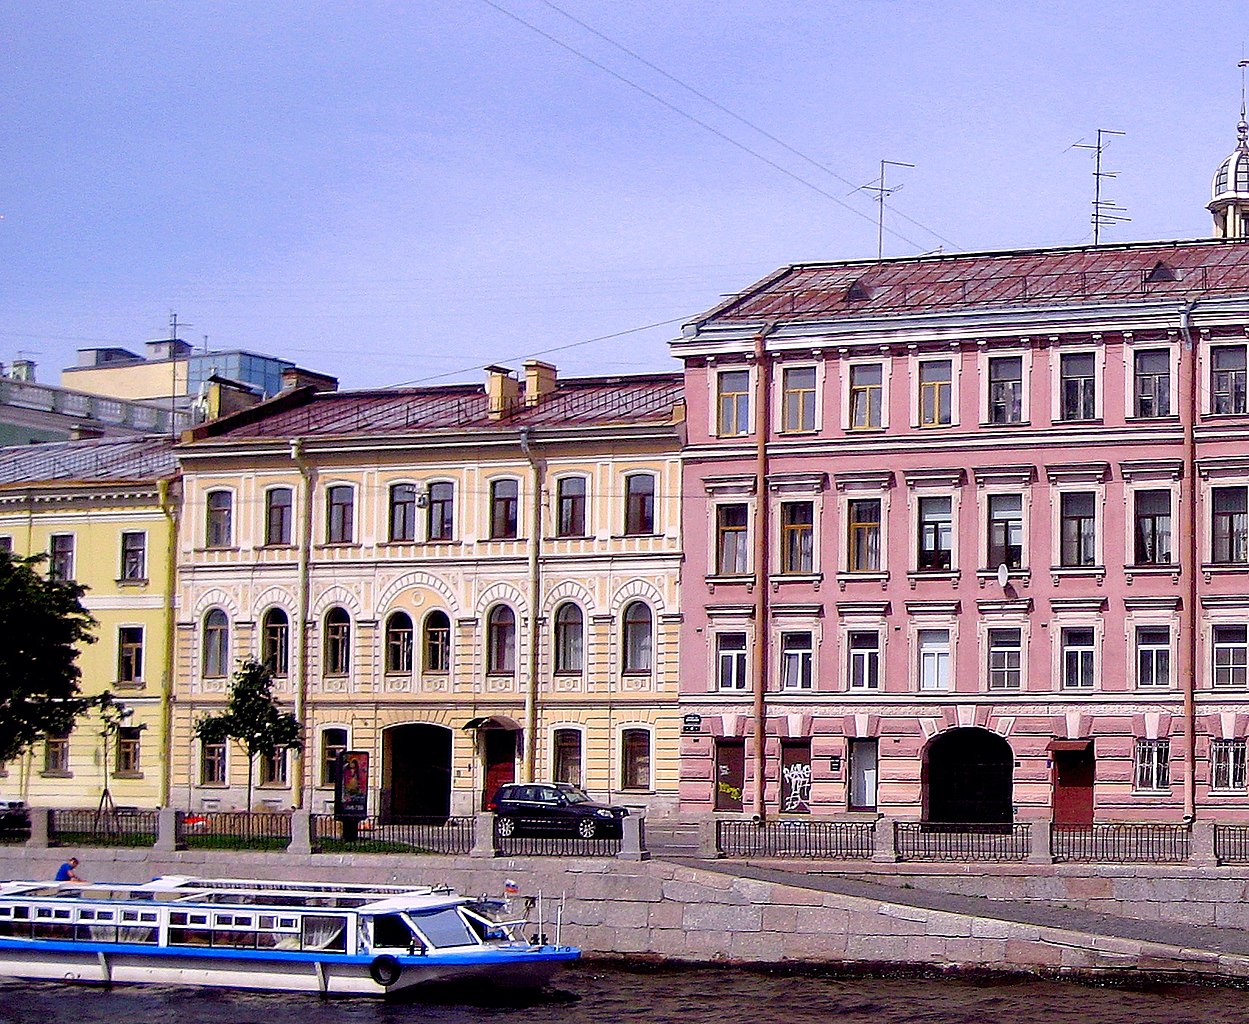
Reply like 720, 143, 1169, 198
489, 783, 628, 839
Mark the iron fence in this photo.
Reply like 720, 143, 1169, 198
50, 808, 158, 848
312, 815, 475, 855
1215, 824, 1249, 863
494, 824, 622, 858
183, 811, 291, 851
894, 821, 1031, 862
1051, 823, 1190, 863
718, 819, 875, 859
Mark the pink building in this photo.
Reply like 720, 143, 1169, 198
673, 234, 1249, 826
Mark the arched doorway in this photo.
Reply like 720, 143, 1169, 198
382, 723, 452, 821
923, 728, 1014, 823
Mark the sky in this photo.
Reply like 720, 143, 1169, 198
1, 2, 1245, 392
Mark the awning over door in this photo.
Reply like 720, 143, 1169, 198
1047, 738, 1094, 752
463, 715, 522, 731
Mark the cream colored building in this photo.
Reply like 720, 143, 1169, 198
172, 363, 685, 817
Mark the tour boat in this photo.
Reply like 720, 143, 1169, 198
0, 875, 580, 996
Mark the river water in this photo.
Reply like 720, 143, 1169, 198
0, 964, 1243, 1024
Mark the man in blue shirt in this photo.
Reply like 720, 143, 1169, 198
54, 857, 81, 882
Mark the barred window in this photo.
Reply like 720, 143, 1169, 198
1134, 738, 1170, 791
1212, 738, 1247, 792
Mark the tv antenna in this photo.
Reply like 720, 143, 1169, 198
853, 159, 915, 260
1072, 128, 1129, 245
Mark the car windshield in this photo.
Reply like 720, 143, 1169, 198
561, 789, 592, 804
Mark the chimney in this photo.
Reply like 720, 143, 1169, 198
10, 358, 35, 382
484, 365, 519, 420
281, 367, 339, 393
523, 360, 557, 407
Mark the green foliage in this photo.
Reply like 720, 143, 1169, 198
0, 551, 98, 764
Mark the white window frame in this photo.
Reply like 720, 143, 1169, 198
915, 627, 952, 692
846, 628, 882, 691
1058, 623, 1099, 690
715, 631, 749, 691
843, 357, 890, 431
913, 491, 957, 573
1051, 344, 1104, 423
778, 629, 814, 690
712, 500, 752, 577
1134, 738, 1171, 792
1205, 340, 1249, 416
1211, 622, 1249, 689
1125, 339, 1177, 421
618, 725, 654, 792
1134, 624, 1173, 689
714, 365, 754, 438
775, 361, 822, 434
318, 726, 350, 788
910, 352, 960, 429
985, 625, 1024, 691
549, 724, 585, 788
1211, 738, 1248, 793
979, 347, 1032, 425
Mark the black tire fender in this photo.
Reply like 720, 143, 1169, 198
370, 954, 402, 988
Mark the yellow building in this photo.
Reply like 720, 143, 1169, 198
173, 363, 685, 817
0, 436, 179, 809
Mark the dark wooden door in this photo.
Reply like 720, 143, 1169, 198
482, 729, 517, 809
715, 740, 745, 811
1052, 748, 1095, 825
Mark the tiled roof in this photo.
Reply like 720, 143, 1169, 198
698, 238, 1249, 324
201, 373, 685, 441
0, 435, 178, 487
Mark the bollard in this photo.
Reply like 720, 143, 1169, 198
697, 817, 723, 859
617, 813, 649, 860
287, 809, 314, 855
1026, 818, 1053, 865
154, 808, 186, 852
25, 808, 51, 849
1191, 819, 1217, 866
471, 811, 499, 858
872, 816, 898, 862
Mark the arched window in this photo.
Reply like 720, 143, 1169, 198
428, 482, 454, 541
424, 610, 451, 673
389, 484, 417, 542
554, 603, 584, 674
324, 607, 351, 675
487, 605, 516, 675
261, 607, 289, 676
553, 728, 582, 786
385, 611, 413, 673
622, 601, 652, 675
624, 474, 655, 535
203, 608, 229, 677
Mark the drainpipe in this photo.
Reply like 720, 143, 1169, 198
751, 323, 778, 821
157, 476, 178, 807
1178, 301, 1199, 823
290, 438, 315, 810
518, 427, 544, 783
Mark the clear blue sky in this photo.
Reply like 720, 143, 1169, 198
0, 2, 1242, 390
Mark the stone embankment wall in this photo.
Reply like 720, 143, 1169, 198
4, 847, 1249, 983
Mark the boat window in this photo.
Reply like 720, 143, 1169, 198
412, 909, 477, 949
371, 913, 416, 950
302, 915, 347, 953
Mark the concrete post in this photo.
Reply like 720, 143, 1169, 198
872, 816, 898, 862
617, 813, 649, 861
25, 808, 50, 849
1026, 818, 1052, 865
154, 808, 186, 852
471, 812, 498, 858
697, 817, 723, 859
287, 809, 314, 855
1191, 819, 1218, 865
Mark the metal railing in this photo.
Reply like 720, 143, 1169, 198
1051, 823, 1190, 863
50, 808, 159, 848
718, 819, 875, 859
312, 815, 475, 855
1215, 824, 1249, 863
183, 811, 291, 851
494, 824, 622, 858
894, 821, 1031, 862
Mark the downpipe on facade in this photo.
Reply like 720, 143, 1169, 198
519, 427, 544, 783
290, 437, 315, 810
1178, 300, 1199, 823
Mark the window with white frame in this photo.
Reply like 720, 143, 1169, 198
622, 601, 652, 675
1134, 738, 1170, 791
917, 496, 953, 571
780, 631, 813, 689
1133, 489, 1173, 565
918, 359, 952, 427
1059, 492, 1096, 567
1061, 627, 1096, 689
326, 485, 354, 544
553, 728, 582, 787
389, 483, 417, 542
428, 481, 454, 541
43, 731, 70, 775
1133, 349, 1171, 417
556, 477, 587, 538
320, 727, 348, 787
487, 605, 516, 675
621, 728, 651, 790
988, 355, 1023, 424
1136, 626, 1171, 688
847, 498, 881, 572
987, 493, 1024, 569
120, 531, 146, 581
385, 612, 413, 673
1212, 486, 1248, 564
324, 607, 351, 675
717, 369, 751, 436
848, 630, 880, 690
118, 626, 144, 685
260, 748, 288, 787
554, 603, 584, 674
1212, 738, 1248, 792
116, 726, 141, 775
849, 363, 883, 429
202, 609, 228, 678
1211, 344, 1248, 415
717, 632, 747, 690
781, 365, 817, 433
1059, 352, 1096, 421
917, 629, 950, 691
780, 501, 814, 574
424, 610, 451, 673
715, 503, 749, 575
262, 608, 289, 676
987, 628, 1022, 690
265, 487, 293, 545
1213, 624, 1249, 688
205, 491, 232, 548
201, 740, 226, 785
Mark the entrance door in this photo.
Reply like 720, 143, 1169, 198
848, 738, 878, 811
715, 739, 745, 811
383, 723, 452, 821
482, 729, 517, 809
924, 727, 1014, 823
1052, 746, 1095, 825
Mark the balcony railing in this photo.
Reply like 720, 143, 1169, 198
1051, 823, 1190, 863
895, 821, 1031, 862
718, 819, 875, 859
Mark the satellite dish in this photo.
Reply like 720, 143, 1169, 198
996, 563, 1010, 588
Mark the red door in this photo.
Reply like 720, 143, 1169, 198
715, 740, 745, 811
1052, 747, 1095, 825
482, 730, 517, 809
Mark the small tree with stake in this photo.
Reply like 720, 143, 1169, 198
194, 659, 301, 812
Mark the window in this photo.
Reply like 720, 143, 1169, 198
553, 729, 582, 787
780, 501, 814, 574
320, 728, 348, 787
118, 627, 143, 684
715, 503, 749, 575
848, 631, 880, 690
716, 632, 747, 690
1060, 352, 1096, 420
556, 477, 586, 538
988, 355, 1022, 424
622, 601, 652, 675
1134, 490, 1172, 565
780, 631, 813, 689
621, 729, 651, 790
260, 748, 288, 787
1136, 626, 1171, 688
490, 480, 518, 539
987, 628, 1022, 690
1134, 738, 1170, 791
261, 608, 289, 676
918, 360, 952, 427
847, 498, 881, 572
487, 606, 516, 674
917, 629, 950, 691
206, 491, 232, 548
1212, 738, 1248, 792
624, 474, 655, 535
385, 612, 413, 673
120, 532, 146, 581
848, 738, 878, 811
326, 485, 354, 544
201, 741, 226, 785
1133, 349, 1171, 417
43, 732, 70, 775
0, 536, 11, 553
203, 609, 228, 678
49, 534, 74, 580
324, 607, 350, 675
917, 496, 952, 570
717, 369, 751, 436
1212, 345, 1247, 415
265, 488, 292, 546
1212, 486, 1248, 564
1213, 624, 1248, 688
1061, 627, 1096, 689
1060, 492, 1096, 567
987, 494, 1023, 569
389, 484, 417, 542
849, 364, 882, 429
116, 727, 141, 775
554, 603, 583, 674
428, 482, 454, 541
424, 611, 451, 673
781, 366, 816, 432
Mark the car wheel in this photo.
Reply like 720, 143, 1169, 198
497, 816, 517, 838
576, 818, 598, 840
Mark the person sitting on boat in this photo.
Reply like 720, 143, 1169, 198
55, 857, 83, 882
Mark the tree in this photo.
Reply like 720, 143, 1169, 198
195, 659, 302, 810
0, 551, 98, 765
